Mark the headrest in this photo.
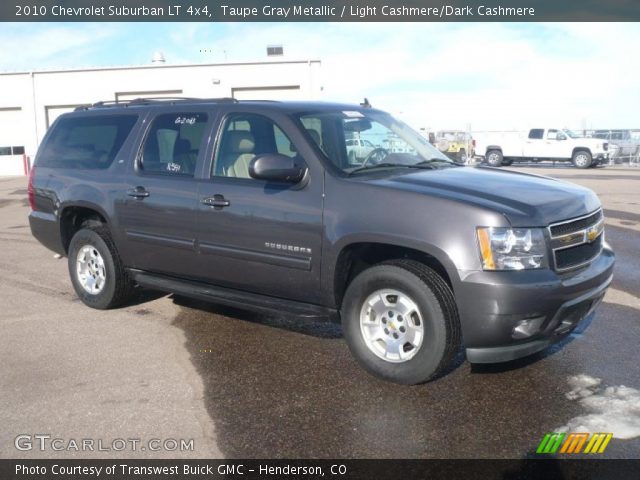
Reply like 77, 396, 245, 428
174, 138, 191, 154
225, 131, 255, 153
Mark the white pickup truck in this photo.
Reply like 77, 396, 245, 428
475, 128, 609, 168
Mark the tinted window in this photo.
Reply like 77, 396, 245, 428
213, 113, 298, 179
141, 113, 207, 176
12, 146, 25, 155
528, 129, 544, 139
38, 115, 137, 169
0, 147, 10, 156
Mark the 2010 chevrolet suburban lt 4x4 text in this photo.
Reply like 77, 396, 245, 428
28, 98, 614, 384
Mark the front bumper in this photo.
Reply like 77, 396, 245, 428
593, 153, 609, 164
456, 246, 614, 363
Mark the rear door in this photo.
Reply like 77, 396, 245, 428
523, 128, 547, 158
194, 108, 324, 303
116, 109, 212, 277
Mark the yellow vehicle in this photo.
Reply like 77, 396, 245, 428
433, 130, 475, 163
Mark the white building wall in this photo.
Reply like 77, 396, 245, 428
0, 59, 322, 175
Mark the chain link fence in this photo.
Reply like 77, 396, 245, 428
583, 130, 640, 166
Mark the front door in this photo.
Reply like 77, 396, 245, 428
195, 111, 324, 303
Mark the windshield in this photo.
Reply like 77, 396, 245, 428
296, 110, 455, 174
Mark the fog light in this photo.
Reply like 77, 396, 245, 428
512, 316, 545, 340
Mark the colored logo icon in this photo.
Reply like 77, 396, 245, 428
536, 433, 613, 454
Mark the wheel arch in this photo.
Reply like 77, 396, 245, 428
59, 202, 110, 254
331, 240, 458, 310
572, 146, 592, 157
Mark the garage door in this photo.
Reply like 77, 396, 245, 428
0, 107, 26, 146
232, 86, 301, 101
0, 108, 28, 175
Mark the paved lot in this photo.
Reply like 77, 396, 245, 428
1, 165, 638, 459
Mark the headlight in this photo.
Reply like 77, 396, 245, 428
476, 227, 546, 270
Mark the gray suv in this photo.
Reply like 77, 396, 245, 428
28, 98, 614, 384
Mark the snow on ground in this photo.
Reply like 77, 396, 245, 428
558, 375, 640, 439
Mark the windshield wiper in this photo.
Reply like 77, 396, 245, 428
347, 162, 436, 175
415, 158, 460, 166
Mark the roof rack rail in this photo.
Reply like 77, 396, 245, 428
75, 97, 239, 111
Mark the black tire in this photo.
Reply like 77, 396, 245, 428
456, 149, 467, 163
341, 260, 461, 385
486, 150, 503, 167
572, 150, 592, 169
68, 226, 134, 309
501, 158, 514, 166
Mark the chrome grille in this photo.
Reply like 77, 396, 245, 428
548, 209, 604, 271
549, 210, 603, 237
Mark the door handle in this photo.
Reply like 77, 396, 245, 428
127, 186, 150, 198
201, 194, 230, 209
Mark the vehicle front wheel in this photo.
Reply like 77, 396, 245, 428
572, 150, 592, 168
456, 149, 467, 163
68, 226, 134, 309
341, 260, 460, 384
486, 150, 503, 167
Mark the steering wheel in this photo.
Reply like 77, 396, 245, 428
361, 148, 389, 167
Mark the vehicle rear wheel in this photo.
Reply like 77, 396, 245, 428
572, 150, 592, 169
341, 260, 460, 384
486, 150, 503, 167
68, 226, 134, 309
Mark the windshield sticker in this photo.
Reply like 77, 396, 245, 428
175, 116, 197, 125
166, 162, 182, 172
342, 111, 364, 118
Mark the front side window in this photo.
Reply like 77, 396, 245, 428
213, 113, 298, 179
140, 112, 207, 176
38, 115, 138, 169
297, 110, 453, 174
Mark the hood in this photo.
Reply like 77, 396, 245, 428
370, 166, 601, 227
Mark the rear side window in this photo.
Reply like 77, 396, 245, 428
528, 129, 544, 139
140, 113, 208, 176
38, 115, 138, 169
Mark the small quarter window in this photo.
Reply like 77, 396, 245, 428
141, 113, 208, 176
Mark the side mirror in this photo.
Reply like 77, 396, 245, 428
557, 134, 567, 141
249, 153, 306, 183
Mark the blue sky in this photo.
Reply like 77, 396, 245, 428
1, 22, 638, 130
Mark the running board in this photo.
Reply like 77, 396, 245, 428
129, 270, 337, 321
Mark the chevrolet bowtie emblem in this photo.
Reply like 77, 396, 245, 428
587, 226, 599, 242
